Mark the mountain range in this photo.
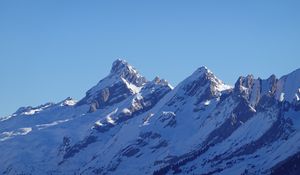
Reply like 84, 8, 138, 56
1, 59, 300, 175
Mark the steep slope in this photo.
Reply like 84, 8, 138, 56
0, 60, 299, 175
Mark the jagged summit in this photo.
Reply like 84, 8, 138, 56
110, 59, 133, 75
191, 66, 230, 90
194, 66, 210, 74
88, 59, 147, 90
233, 68, 300, 108
110, 59, 128, 74
78, 59, 171, 112
179, 66, 231, 98
109, 59, 147, 86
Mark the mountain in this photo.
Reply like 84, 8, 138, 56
1, 59, 300, 175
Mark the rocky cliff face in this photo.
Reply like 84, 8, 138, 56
77, 59, 147, 112
0, 59, 300, 175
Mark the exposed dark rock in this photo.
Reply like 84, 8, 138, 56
57, 136, 71, 156
150, 140, 168, 150
122, 146, 140, 157
271, 151, 300, 175
159, 112, 177, 128
60, 135, 97, 164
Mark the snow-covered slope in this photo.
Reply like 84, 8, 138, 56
0, 59, 300, 175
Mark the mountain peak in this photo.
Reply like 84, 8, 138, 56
190, 66, 221, 85
193, 66, 211, 76
109, 59, 146, 86
77, 59, 147, 110
110, 59, 130, 74
178, 66, 231, 99
110, 59, 137, 76
197, 65, 209, 72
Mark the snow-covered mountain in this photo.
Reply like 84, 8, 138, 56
1, 59, 300, 175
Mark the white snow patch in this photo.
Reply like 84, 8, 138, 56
122, 108, 132, 115
121, 77, 141, 94
23, 109, 42, 115
0, 115, 12, 122
204, 100, 211, 106
141, 113, 154, 126
0, 127, 32, 141
61, 99, 77, 106
240, 85, 248, 92
106, 108, 118, 125
106, 116, 115, 125
95, 120, 103, 126
22, 104, 53, 115
216, 84, 232, 92
249, 105, 257, 112
162, 111, 176, 116
36, 119, 71, 130
279, 93, 285, 102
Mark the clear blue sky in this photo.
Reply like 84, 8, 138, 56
0, 0, 300, 117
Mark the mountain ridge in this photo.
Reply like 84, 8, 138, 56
1, 59, 300, 175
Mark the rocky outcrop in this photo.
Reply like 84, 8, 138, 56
77, 59, 147, 112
